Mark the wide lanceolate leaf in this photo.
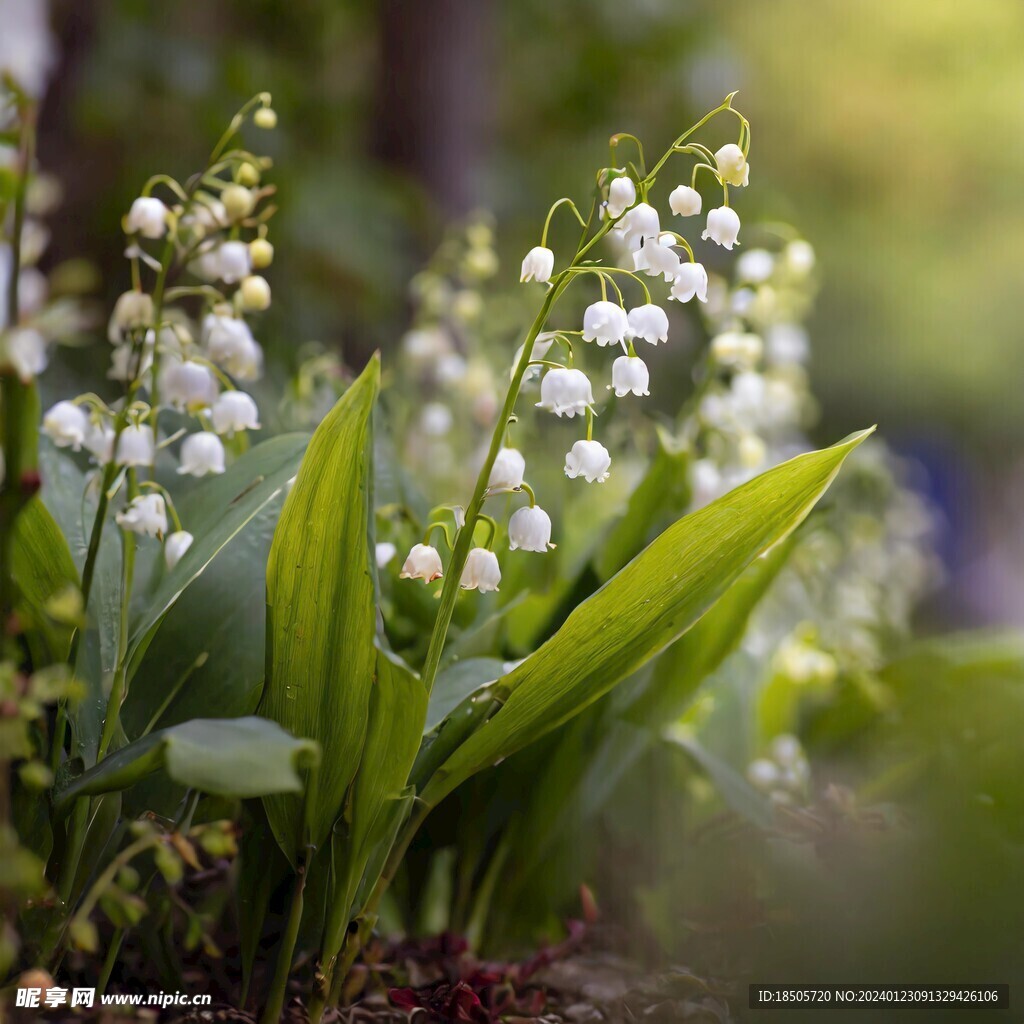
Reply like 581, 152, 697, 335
53, 716, 320, 809
261, 357, 381, 858
419, 429, 873, 807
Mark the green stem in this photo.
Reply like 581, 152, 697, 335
260, 862, 307, 1024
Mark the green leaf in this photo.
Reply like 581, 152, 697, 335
10, 497, 80, 663
419, 430, 873, 808
125, 433, 310, 678
427, 657, 506, 732
261, 357, 381, 857
53, 716, 320, 810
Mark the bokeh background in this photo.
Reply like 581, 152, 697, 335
37, 0, 1024, 630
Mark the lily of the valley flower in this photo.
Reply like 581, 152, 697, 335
108, 290, 154, 343
669, 185, 702, 217
626, 303, 669, 345
375, 541, 397, 568
618, 202, 660, 250
194, 241, 251, 284
536, 367, 594, 418
84, 421, 115, 464
240, 274, 271, 312
211, 390, 261, 436
564, 439, 611, 483
400, 543, 444, 582
125, 197, 168, 239
714, 143, 749, 187
115, 423, 155, 467
702, 206, 741, 249
632, 235, 680, 281
221, 184, 256, 221
42, 401, 88, 450
116, 493, 167, 539
6, 326, 49, 381
670, 261, 709, 303
606, 175, 636, 219
178, 431, 226, 477
161, 360, 219, 412
520, 246, 554, 284
610, 355, 650, 397
488, 447, 526, 490
582, 300, 629, 346
508, 505, 553, 552
460, 547, 501, 592
710, 330, 763, 369
164, 530, 194, 569
203, 314, 264, 381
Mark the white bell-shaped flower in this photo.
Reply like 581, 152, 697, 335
582, 301, 629, 347
375, 541, 397, 568
84, 421, 115, 464
626, 303, 669, 345
164, 530, 194, 569
211, 390, 261, 436
669, 185, 702, 217
460, 547, 501, 592
203, 314, 264, 381
178, 431, 226, 476
488, 447, 526, 490
6, 327, 49, 381
42, 401, 88, 450
670, 262, 709, 303
108, 343, 153, 383
513, 333, 555, 382
610, 355, 650, 397
116, 493, 167, 539
218, 241, 252, 284
605, 175, 636, 219
536, 367, 594, 418
710, 331, 763, 369
520, 246, 554, 284
115, 424, 155, 467
736, 248, 774, 283
632, 235, 680, 282
161, 360, 219, 412
108, 290, 154, 343
747, 758, 779, 792
702, 206, 741, 250
399, 543, 444, 582
618, 202, 660, 250
714, 143, 749, 187
125, 197, 168, 239
564, 439, 611, 483
508, 505, 553, 552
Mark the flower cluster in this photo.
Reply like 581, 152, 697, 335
747, 734, 810, 805
38, 96, 277, 568
397, 100, 752, 599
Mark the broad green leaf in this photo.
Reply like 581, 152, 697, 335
261, 357, 381, 857
427, 657, 506, 732
53, 716, 320, 810
321, 649, 427, 964
125, 433, 310, 678
419, 430, 872, 807
11, 496, 79, 663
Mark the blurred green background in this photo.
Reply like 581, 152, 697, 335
39, 0, 1024, 627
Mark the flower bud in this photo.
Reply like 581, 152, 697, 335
164, 530, 194, 570
399, 543, 444, 583
669, 185, 702, 217
564, 439, 611, 484
178, 432, 226, 477
508, 505, 553, 552
520, 246, 554, 284
460, 548, 501, 592
239, 275, 271, 311
254, 107, 277, 129
237, 162, 261, 188
714, 143, 749, 187
221, 184, 255, 221
42, 401, 88, 450
249, 238, 274, 269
